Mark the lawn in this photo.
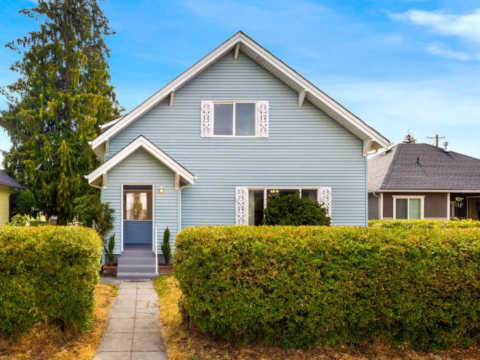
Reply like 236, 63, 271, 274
0, 283, 117, 360
154, 275, 480, 360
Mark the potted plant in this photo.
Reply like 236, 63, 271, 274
102, 234, 117, 276
455, 197, 464, 208
160, 227, 173, 274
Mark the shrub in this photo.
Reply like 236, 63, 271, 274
29, 220, 49, 227
8, 214, 29, 226
74, 194, 115, 238
175, 225, 480, 350
0, 226, 102, 336
369, 219, 480, 229
161, 227, 171, 264
10, 189, 35, 217
263, 192, 330, 226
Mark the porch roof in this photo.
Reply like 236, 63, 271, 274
85, 136, 197, 188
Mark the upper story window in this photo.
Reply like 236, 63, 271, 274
201, 101, 269, 138
214, 102, 256, 136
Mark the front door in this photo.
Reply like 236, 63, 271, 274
123, 185, 153, 244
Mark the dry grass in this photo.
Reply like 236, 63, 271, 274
0, 282, 118, 360
154, 275, 480, 360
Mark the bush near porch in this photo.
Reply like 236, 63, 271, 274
175, 225, 480, 350
369, 219, 480, 229
0, 226, 103, 336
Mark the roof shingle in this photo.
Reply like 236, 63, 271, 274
368, 143, 480, 191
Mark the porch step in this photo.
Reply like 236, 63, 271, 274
117, 272, 159, 280
117, 245, 158, 280
119, 257, 155, 265
120, 250, 155, 258
118, 264, 157, 273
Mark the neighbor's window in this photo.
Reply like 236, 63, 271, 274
248, 188, 319, 226
394, 197, 422, 219
214, 102, 256, 136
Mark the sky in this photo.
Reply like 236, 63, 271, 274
1, 0, 480, 167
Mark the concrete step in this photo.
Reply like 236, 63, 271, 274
118, 257, 155, 265
121, 250, 155, 258
118, 264, 157, 273
117, 272, 159, 279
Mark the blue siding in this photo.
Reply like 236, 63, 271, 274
104, 148, 177, 254
107, 52, 367, 231
124, 221, 153, 244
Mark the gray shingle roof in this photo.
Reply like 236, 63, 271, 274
368, 143, 480, 191
0, 170, 24, 189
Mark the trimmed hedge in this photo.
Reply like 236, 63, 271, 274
369, 219, 480, 229
0, 226, 103, 336
175, 225, 480, 350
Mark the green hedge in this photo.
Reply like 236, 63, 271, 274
175, 225, 480, 350
369, 219, 480, 229
0, 226, 103, 336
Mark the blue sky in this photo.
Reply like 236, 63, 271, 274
1, 0, 480, 166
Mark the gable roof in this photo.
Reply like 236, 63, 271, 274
85, 136, 197, 187
0, 170, 23, 189
90, 31, 390, 159
368, 143, 480, 192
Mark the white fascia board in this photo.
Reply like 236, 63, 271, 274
100, 116, 123, 130
86, 136, 196, 185
91, 32, 390, 152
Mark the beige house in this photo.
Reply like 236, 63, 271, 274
0, 170, 24, 227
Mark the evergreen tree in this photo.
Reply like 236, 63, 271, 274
403, 130, 418, 144
0, 0, 122, 224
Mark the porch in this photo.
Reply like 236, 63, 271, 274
450, 193, 480, 220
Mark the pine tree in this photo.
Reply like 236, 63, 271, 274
403, 130, 418, 144
0, 0, 122, 224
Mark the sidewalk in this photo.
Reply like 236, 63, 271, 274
93, 280, 168, 360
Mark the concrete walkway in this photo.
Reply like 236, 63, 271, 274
94, 280, 168, 360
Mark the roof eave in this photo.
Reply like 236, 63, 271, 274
91, 31, 390, 153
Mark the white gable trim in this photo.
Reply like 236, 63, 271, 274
91, 32, 390, 154
85, 136, 197, 187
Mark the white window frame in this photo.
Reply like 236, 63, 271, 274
212, 101, 258, 137
392, 195, 425, 220
242, 187, 329, 225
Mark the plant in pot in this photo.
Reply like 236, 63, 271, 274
160, 227, 173, 274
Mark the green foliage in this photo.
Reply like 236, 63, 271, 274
263, 192, 330, 226
10, 189, 35, 217
29, 220, 49, 227
402, 130, 418, 144
175, 225, 480, 350
8, 214, 29, 227
74, 194, 115, 238
104, 233, 115, 266
0, 226, 102, 336
161, 227, 172, 264
369, 219, 480, 229
0, 0, 123, 224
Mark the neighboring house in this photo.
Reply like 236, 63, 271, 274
85, 32, 390, 278
0, 170, 24, 227
368, 143, 480, 220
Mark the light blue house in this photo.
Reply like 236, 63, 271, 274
86, 32, 390, 278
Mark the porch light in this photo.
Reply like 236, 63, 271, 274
159, 186, 164, 195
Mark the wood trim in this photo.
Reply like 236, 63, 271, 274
298, 90, 306, 107
91, 32, 390, 152
234, 43, 240, 60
